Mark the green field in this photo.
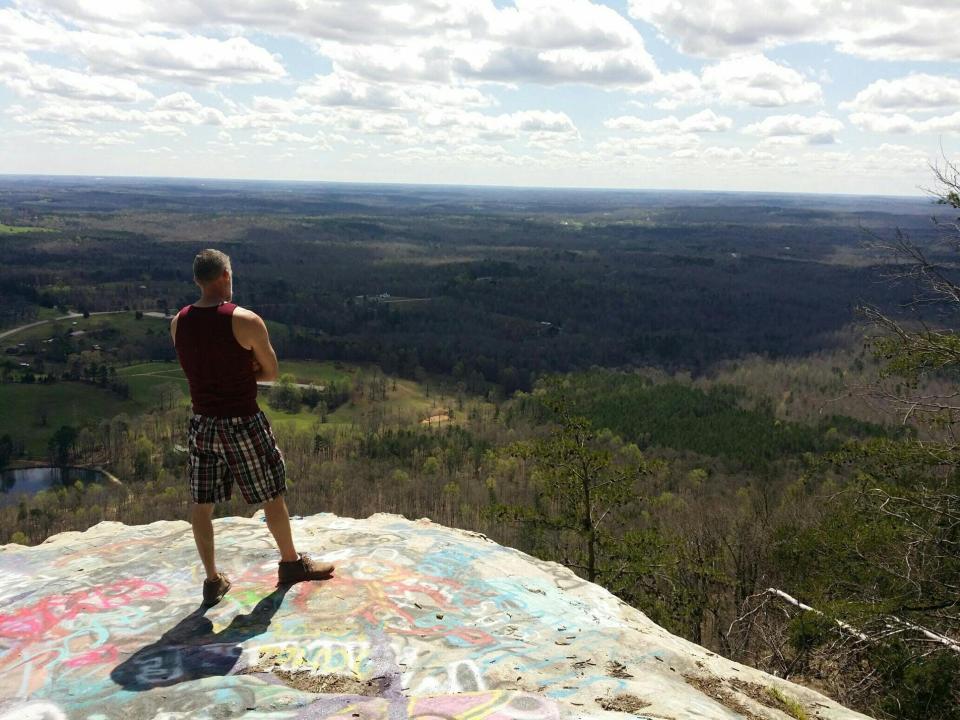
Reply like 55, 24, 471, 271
115, 359, 352, 393
0, 306, 64, 335
0, 383, 137, 456
1, 362, 190, 456
116, 362, 190, 408
0, 223, 55, 235
5, 311, 169, 347
274, 360, 357, 386
2, 356, 488, 459
264, 374, 464, 436
99, 359, 468, 434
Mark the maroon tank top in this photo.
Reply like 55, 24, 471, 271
174, 303, 259, 417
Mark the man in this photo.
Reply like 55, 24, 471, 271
171, 249, 333, 606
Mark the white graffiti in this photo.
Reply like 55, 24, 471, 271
0, 701, 67, 720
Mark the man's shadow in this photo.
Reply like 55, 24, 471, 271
111, 585, 291, 691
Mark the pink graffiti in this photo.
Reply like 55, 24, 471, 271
63, 645, 119, 668
291, 564, 497, 647
327, 690, 561, 720
0, 579, 167, 641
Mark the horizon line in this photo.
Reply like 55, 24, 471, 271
0, 172, 931, 202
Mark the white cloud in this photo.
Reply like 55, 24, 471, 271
639, 55, 821, 109
857, 143, 931, 172
1, 7, 286, 86
801, 143, 932, 179
143, 124, 187, 136
604, 109, 732, 133
72, 33, 286, 85
456, 44, 656, 86
0, 0, 946, 193
313, 3, 659, 89
641, 70, 701, 110
628, 0, 960, 61
422, 109, 579, 142
10, 93, 228, 139
251, 128, 330, 149
0, 51, 153, 102
702, 55, 821, 107
743, 113, 844, 145
850, 111, 960, 135
314, 41, 455, 84
28, 125, 140, 146
700, 146, 777, 163
491, 0, 638, 50
457, 0, 657, 85
296, 74, 493, 111
0, 6, 67, 50
24, 1, 659, 89
842, 74, 960, 113
596, 133, 701, 157
154, 92, 203, 112
29, 0, 492, 42
335, 111, 419, 139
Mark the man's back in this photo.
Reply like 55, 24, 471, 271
174, 302, 259, 418
175, 248, 333, 607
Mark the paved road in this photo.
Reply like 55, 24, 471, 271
0, 310, 166, 342
1, 313, 323, 390
257, 380, 325, 391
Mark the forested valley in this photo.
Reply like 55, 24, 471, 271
1, 175, 958, 718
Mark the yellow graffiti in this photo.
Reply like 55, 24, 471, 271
250, 639, 371, 676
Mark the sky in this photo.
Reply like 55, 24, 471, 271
1, 0, 958, 195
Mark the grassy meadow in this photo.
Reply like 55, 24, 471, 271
0, 223, 55, 234
2, 356, 484, 459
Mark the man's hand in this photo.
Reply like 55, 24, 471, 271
251, 358, 262, 375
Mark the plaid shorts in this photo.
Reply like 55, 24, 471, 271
187, 411, 286, 505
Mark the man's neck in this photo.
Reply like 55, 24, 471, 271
194, 293, 229, 308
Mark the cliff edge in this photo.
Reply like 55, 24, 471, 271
0, 512, 871, 720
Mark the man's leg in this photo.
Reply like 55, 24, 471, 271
234, 412, 333, 581
191, 503, 219, 581
263, 494, 299, 563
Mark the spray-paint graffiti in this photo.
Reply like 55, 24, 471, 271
0, 514, 663, 719
0, 578, 167, 641
247, 637, 373, 677
0, 578, 168, 699
110, 585, 290, 690
0, 700, 67, 720
324, 690, 561, 720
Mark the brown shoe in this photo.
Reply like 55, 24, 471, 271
202, 573, 232, 606
278, 553, 334, 584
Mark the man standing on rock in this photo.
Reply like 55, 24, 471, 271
171, 249, 333, 606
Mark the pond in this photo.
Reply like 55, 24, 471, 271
0, 466, 110, 507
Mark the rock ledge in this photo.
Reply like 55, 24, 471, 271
0, 512, 872, 719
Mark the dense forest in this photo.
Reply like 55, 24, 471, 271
0, 179, 941, 387
1, 174, 959, 718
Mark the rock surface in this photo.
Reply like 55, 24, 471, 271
0, 512, 872, 720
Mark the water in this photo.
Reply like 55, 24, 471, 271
0, 466, 108, 507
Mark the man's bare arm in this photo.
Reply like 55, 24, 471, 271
170, 315, 179, 345
233, 308, 279, 382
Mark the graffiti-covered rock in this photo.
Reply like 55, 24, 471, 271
0, 513, 872, 719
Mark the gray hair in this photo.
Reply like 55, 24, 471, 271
193, 249, 231, 285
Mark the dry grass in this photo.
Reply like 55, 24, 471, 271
732, 680, 811, 720
596, 693, 651, 714
684, 674, 763, 720
270, 669, 381, 696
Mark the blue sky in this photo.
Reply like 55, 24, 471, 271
0, 0, 958, 195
